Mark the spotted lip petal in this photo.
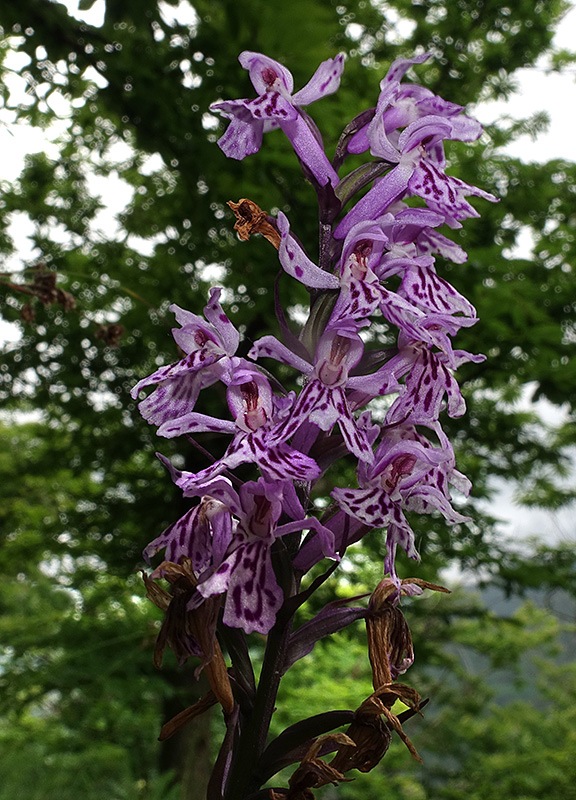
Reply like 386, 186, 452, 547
194, 480, 336, 634
155, 362, 321, 486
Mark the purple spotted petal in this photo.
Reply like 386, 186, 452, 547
409, 160, 497, 228
202, 287, 241, 355
277, 212, 339, 289
382, 52, 430, 86
249, 335, 312, 374
131, 348, 220, 399
386, 348, 466, 424
211, 103, 265, 160
157, 411, 236, 438
255, 435, 321, 482
292, 53, 346, 105
333, 484, 396, 528
405, 484, 470, 524
414, 227, 468, 263
200, 537, 283, 635
143, 498, 232, 575
137, 370, 205, 426
400, 264, 476, 317
239, 51, 294, 95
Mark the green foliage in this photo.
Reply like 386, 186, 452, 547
268, 589, 576, 799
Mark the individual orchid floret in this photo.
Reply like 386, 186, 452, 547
336, 113, 496, 237
346, 52, 480, 158
210, 51, 345, 187
345, 52, 431, 156
141, 474, 333, 640
335, 56, 497, 239
143, 492, 233, 578
332, 423, 470, 579
193, 479, 336, 634
156, 361, 321, 486
327, 219, 432, 337
251, 326, 388, 463
384, 339, 484, 425
131, 288, 239, 426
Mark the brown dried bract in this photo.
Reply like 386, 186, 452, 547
331, 684, 424, 772
274, 734, 355, 799
142, 560, 234, 715
227, 198, 281, 249
367, 599, 414, 688
366, 577, 449, 688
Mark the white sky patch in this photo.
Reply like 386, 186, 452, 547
89, 171, 135, 238
198, 261, 227, 283
57, 0, 105, 27
476, 3, 576, 163
158, 0, 199, 28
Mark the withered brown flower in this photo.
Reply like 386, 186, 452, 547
227, 198, 281, 249
143, 559, 234, 717
270, 734, 355, 800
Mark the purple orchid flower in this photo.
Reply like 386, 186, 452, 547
326, 212, 477, 359
250, 326, 399, 463
135, 49, 495, 720
210, 51, 345, 187
327, 218, 434, 337
335, 54, 496, 238
156, 361, 321, 486
131, 288, 239, 426
153, 478, 335, 634
383, 337, 484, 426
332, 423, 470, 581
199, 479, 336, 633
336, 113, 496, 237
346, 53, 474, 156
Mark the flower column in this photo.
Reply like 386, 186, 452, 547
133, 50, 496, 800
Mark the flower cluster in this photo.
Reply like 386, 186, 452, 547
133, 50, 495, 796
134, 51, 494, 638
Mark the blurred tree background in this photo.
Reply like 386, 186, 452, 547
0, 0, 575, 798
